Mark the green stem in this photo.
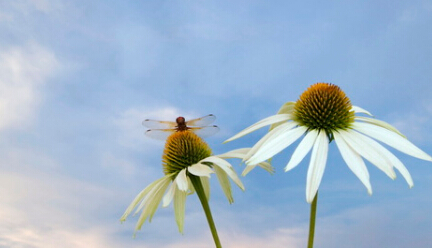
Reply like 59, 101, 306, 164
307, 191, 318, 248
189, 175, 222, 248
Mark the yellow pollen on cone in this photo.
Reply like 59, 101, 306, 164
293, 83, 355, 134
162, 131, 212, 176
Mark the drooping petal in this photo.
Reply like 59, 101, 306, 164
355, 116, 405, 137
334, 131, 372, 194
349, 127, 414, 187
242, 161, 274, 176
134, 176, 172, 232
174, 185, 187, 233
339, 130, 397, 179
223, 114, 292, 143
176, 169, 189, 191
217, 148, 251, 159
200, 176, 211, 200
285, 129, 318, 172
121, 174, 173, 223
187, 176, 195, 194
188, 163, 214, 177
204, 156, 245, 190
214, 165, 234, 203
134, 175, 173, 216
216, 148, 275, 175
353, 122, 432, 161
351, 105, 373, 116
241, 165, 256, 176
244, 122, 297, 161
257, 161, 274, 174
306, 131, 328, 203
162, 180, 176, 207
371, 143, 414, 187
247, 125, 307, 165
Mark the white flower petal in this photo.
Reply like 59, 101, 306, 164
188, 163, 214, 177
162, 181, 176, 207
340, 130, 397, 179
361, 132, 413, 187
375, 145, 414, 188
200, 176, 211, 200
120, 175, 173, 223
241, 161, 275, 176
187, 176, 195, 194
174, 186, 187, 233
204, 156, 245, 190
334, 131, 372, 195
145, 180, 171, 222
134, 176, 172, 232
214, 165, 234, 203
347, 126, 414, 188
217, 148, 251, 159
257, 161, 274, 173
247, 125, 307, 165
244, 122, 296, 161
134, 175, 172, 215
224, 114, 292, 143
201, 156, 232, 168
176, 169, 189, 191
285, 129, 318, 172
355, 116, 405, 137
241, 164, 256, 176
353, 122, 432, 161
276, 101, 296, 115
351, 105, 373, 116
306, 131, 328, 203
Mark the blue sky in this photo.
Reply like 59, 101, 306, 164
1, 0, 432, 247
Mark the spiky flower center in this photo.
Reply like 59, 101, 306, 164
162, 131, 212, 176
293, 83, 355, 136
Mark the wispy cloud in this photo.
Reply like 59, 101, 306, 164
0, 146, 139, 248
0, 42, 59, 131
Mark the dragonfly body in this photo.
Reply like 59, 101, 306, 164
143, 114, 219, 140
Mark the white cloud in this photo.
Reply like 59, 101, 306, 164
0, 171, 117, 248
0, 42, 59, 131
0, 145, 143, 248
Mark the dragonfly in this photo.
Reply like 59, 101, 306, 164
143, 114, 219, 140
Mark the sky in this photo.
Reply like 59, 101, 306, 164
1, 0, 432, 247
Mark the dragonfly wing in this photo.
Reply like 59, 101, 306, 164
186, 114, 216, 127
142, 119, 177, 129
190, 125, 219, 138
145, 129, 174, 140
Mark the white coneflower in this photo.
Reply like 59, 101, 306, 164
225, 82, 432, 248
225, 83, 432, 203
121, 130, 247, 248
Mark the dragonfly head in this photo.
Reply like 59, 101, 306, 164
176, 116, 188, 131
